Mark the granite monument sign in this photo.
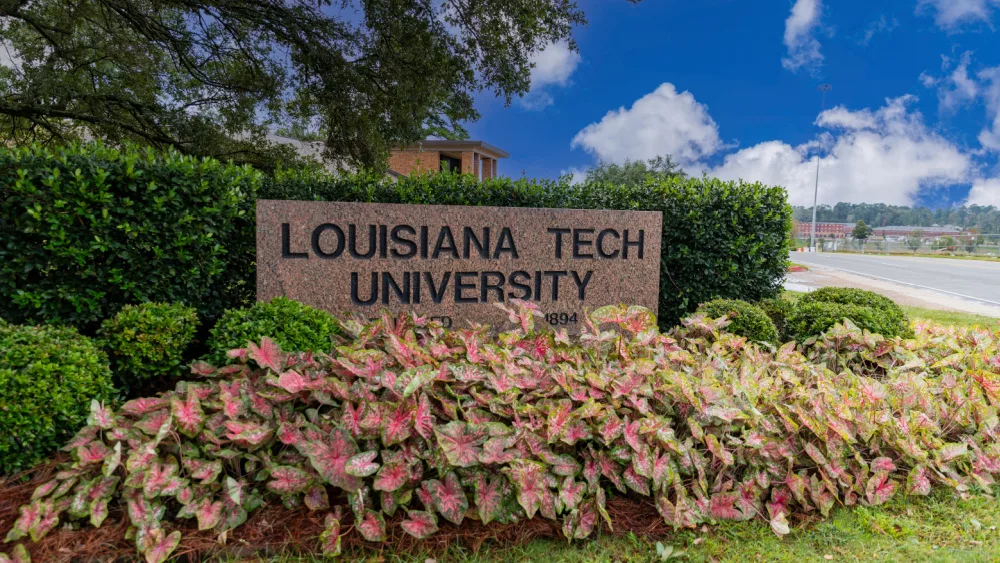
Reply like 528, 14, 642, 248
257, 200, 662, 331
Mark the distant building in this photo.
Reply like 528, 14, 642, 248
267, 135, 509, 179
388, 140, 509, 179
792, 221, 852, 239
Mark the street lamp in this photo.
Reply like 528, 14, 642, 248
810, 84, 832, 252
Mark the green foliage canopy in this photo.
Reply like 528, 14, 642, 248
0, 0, 596, 170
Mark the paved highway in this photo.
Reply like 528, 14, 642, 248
791, 253, 1000, 307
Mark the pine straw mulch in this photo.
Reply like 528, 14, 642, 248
1, 460, 679, 562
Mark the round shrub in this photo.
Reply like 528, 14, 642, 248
758, 297, 795, 341
0, 324, 115, 472
787, 301, 901, 342
206, 297, 339, 365
799, 287, 912, 339
0, 143, 260, 331
697, 299, 779, 344
100, 302, 199, 388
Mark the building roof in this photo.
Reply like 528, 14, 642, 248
398, 140, 510, 160
873, 225, 962, 233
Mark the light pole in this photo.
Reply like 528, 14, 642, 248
810, 84, 832, 252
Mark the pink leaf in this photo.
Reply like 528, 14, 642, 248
709, 492, 742, 521
401, 510, 439, 539
170, 391, 204, 437
355, 509, 387, 542
503, 460, 547, 519
559, 477, 585, 511
373, 461, 409, 492
865, 473, 897, 506
305, 486, 330, 511
434, 421, 487, 467
427, 472, 468, 525
871, 457, 896, 473
134, 409, 172, 436
382, 404, 414, 446
267, 466, 313, 495
302, 429, 361, 491
474, 476, 506, 524
87, 400, 115, 429
195, 500, 224, 531
345, 451, 380, 477
121, 398, 169, 416
5, 500, 42, 542
75, 441, 111, 465
319, 515, 341, 556
182, 458, 222, 484
249, 337, 285, 372
414, 394, 435, 439
907, 465, 932, 496
143, 529, 180, 563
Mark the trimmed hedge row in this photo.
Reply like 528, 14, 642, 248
100, 302, 199, 390
1, 144, 792, 331
259, 168, 793, 326
0, 144, 259, 331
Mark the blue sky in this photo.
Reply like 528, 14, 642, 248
465, 0, 1000, 208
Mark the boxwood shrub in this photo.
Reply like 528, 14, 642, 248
798, 287, 912, 339
697, 299, 779, 344
206, 297, 339, 365
100, 302, 199, 390
757, 297, 795, 341
0, 323, 116, 472
259, 168, 793, 326
0, 143, 260, 331
787, 301, 903, 342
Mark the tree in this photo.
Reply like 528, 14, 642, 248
851, 220, 873, 250
905, 230, 925, 254
0, 0, 607, 170
575, 156, 686, 185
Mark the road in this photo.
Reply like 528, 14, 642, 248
790, 253, 1000, 307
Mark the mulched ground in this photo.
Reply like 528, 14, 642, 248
1, 461, 677, 562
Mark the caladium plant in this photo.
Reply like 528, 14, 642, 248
6, 301, 1000, 560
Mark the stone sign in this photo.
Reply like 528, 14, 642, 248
257, 200, 662, 331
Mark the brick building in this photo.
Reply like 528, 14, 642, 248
792, 221, 852, 239
388, 140, 509, 179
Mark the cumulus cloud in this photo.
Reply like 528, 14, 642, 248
782, 0, 824, 75
917, 0, 1000, 29
978, 66, 1000, 151
711, 96, 972, 206
967, 177, 1000, 205
938, 51, 979, 111
518, 41, 581, 110
860, 15, 899, 45
570, 83, 723, 168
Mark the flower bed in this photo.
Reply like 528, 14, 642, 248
3, 302, 1000, 562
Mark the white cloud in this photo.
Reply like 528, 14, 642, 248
938, 51, 979, 111
978, 66, 1000, 151
518, 42, 581, 110
782, 0, 824, 75
917, 0, 1000, 29
712, 96, 972, 206
861, 15, 899, 45
559, 167, 588, 184
967, 177, 1000, 205
570, 83, 723, 168
919, 72, 938, 88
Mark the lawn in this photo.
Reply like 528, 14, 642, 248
246, 489, 1000, 562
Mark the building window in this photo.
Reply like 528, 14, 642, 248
440, 154, 461, 172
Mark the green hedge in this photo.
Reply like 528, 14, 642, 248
260, 169, 793, 325
787, 302, 897, 342
758, 297, 795, 341
0, 323, 116, 472
697, 299, 779, 343
0, 143, 260, 331
100, 302, 199, 390
205, 297, 340, 365
798, 287, 912, 339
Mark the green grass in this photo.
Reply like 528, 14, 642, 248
247, 489, 1000, 562
818, 250, 1000, 263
